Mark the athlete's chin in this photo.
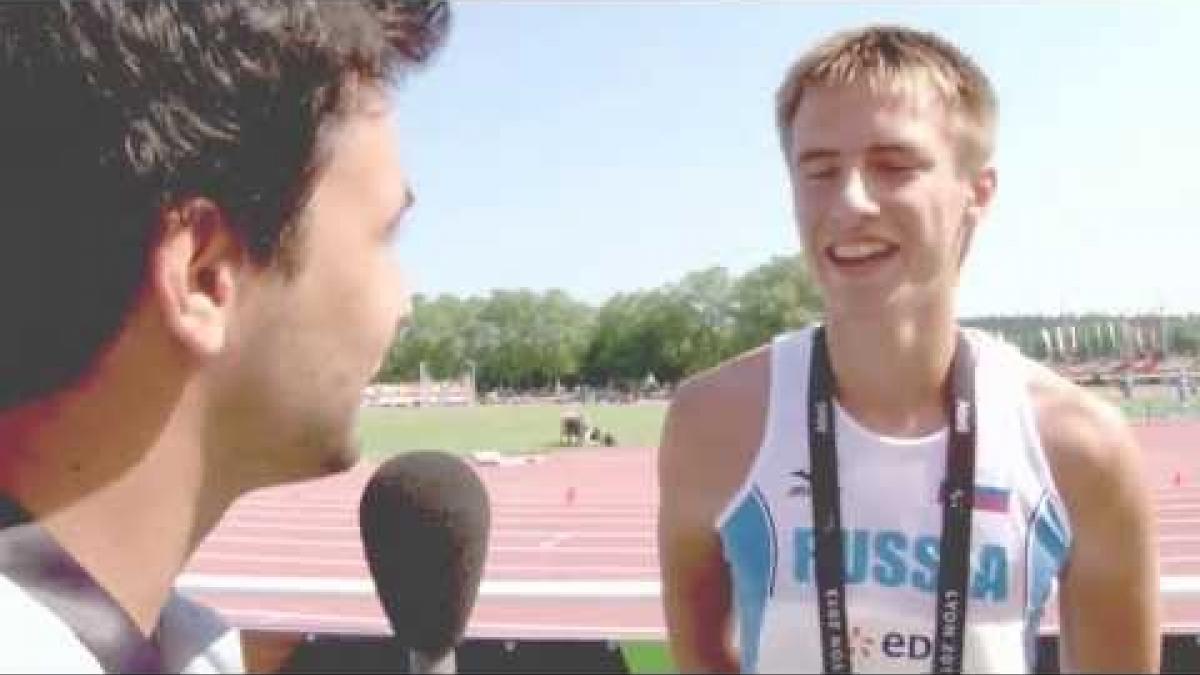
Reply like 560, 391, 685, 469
822, 286, 906, 319
820, 271, 898, 303
822, 276, 955, 320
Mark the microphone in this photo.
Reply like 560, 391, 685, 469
358, 451, 491, 673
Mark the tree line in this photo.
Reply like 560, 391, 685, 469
378, 254, 1200, 392
378, 255, 822, 392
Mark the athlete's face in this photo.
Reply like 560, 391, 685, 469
784, 84, 995, 318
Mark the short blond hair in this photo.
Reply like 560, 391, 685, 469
776, 25, 996, 172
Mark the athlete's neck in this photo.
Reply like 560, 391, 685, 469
823, 303, 958, 439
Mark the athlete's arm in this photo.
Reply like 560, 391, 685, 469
658, 383, 740, 673
1033, 370, 1161, 672
658, 353, 769, 673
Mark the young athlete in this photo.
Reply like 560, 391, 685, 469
658, 25, 1160, 674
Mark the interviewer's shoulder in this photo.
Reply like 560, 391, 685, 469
0, 574, 101, 672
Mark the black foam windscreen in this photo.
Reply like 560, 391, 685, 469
358, 451, 491, 660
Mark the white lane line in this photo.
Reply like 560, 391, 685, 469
217, 608, 664, 637
189, 557, 658, 575
501, 529, 652, 539
193, 548, 654, 566
1153, 517, 1200, 526
1156, 504, 1200, 512
228, 509, 657, 519
234, 498, 655, 507
180, 575, 663, 599
1162, 576, 1200, 593
492, 545, 650, 555
465, 623, 663, 637
199, 534, 653, 550
238, 501, 656, 511
216, 519, 652, 534
218, 609, 386, 633
216, 522, 357, 534
220, 514, 657, 526
202, 536, 362, 549
538, 534, 571, 550
181, 574, 1200, 599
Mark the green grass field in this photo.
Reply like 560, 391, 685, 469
356, 402, 669, 459
355, 392, 1197, 461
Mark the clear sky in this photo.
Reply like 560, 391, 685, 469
390, 2, 1199, 317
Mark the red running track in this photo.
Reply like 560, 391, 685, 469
182, 422, 1200, 640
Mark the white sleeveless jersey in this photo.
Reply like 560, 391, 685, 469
716, 327, 1071, 673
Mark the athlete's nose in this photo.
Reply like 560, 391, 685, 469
830, 167, 881, 226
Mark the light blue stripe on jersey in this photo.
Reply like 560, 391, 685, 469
719, 487, 777, 673
1024, 491, 1071, 667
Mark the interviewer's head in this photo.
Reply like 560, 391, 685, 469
0, 1, 449, 489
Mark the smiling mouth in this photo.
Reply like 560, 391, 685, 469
826, 241, 898, 267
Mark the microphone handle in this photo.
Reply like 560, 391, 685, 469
410, 649, 456, 674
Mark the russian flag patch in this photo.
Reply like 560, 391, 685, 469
938, 482, 1011, 513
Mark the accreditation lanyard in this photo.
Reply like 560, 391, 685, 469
808, 327, 977, 674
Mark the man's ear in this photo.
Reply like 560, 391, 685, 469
149, 198, 244, 357
965, 165, 997, 227
957, 165, 997, 268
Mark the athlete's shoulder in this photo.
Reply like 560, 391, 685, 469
663, 329, 798, 454
673, 342, 772, 420
966, 330, 1125, 442
1017, 363, 1160, 671
658, 338, 779, 517
1020, 357, 1145, 516
1025, 359, 1134, 462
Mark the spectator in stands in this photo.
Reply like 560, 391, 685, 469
1121, 369, 1136, 400
1175, 368, 1192, 404
0, 2, 449, 671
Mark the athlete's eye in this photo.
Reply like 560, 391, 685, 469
805, 166, 839, 181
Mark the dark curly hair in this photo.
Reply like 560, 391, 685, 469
0, 0, 450, 411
